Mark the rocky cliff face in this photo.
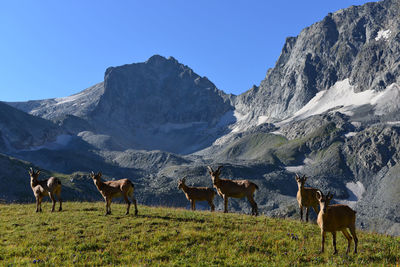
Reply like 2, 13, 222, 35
9, 55, 234, 154
96, 55, 232, 126
236, 0, 400, 122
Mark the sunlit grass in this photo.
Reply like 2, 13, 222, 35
0, 202, 399, 266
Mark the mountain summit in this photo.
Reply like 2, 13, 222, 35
10, 55, 234, 154
236, 0, 400, 123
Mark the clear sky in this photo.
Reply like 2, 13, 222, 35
0, 0, 376, 101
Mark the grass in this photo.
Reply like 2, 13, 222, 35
0, 202, 399, 266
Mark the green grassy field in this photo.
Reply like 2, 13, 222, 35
0, 202, 399, 266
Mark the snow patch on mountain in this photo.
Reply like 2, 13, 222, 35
375, 29, 392, 41
278, 79, 400, 124
337, 181, 366, 208
285, 158, 314, 173
345, 132, 357, 138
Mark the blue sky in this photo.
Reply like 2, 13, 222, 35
0, 0, 376, 101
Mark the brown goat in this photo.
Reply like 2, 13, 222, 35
295, 174, 319, 222
90, 171, 138, 216
208, 166, 258, 216
177, 177, 216, 211
29, 168, 62, 212
316, 191, 358, 255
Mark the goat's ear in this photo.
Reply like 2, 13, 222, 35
302, 175, 307, 181
90, 171, 95, 178
207, 166, 213, 173
295, 174, 299, 181
182, 177, 186, 183
97, 172, 102, 177
36, 170, 41, 176
29, 168, 33, 175
327, 192, 333, 201
316, 190, 323, 201
217, 166, 223, 173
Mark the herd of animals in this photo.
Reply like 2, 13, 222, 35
28, 166, 358, 255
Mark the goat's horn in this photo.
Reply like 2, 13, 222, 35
207, 166, 213, 172
217, 165, 223, 171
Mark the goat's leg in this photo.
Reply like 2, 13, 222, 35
131, 196, 138, 215
342, 229, 352, 255
104, 197, 111, 215
320, 230, 326, 253
299, 206, 303, 221
38, 197, 43, 212
306, 207, 310, 222
349, 226, 358, 254
332, 231, 338, 255
223, 196, 228, 213
123, 195, 131, 215
247, 195, 258, 216
208, 200, 215, 212
56, 188, 62, 211
35, 197, 40, 213
49, 192, 56, 212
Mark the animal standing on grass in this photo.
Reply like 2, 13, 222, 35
90, 171, 138, 216
316, 190, 358, 255
208, 166, 259, 216
29, 168, 62, 212
295, 174, 319, 222
177, 177, 216, 211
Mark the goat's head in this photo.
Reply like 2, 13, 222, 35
208, 166, 222, 184
90, 171, 102, 181
177, 177, 186, 190
29, 168, 40, 180
295, 174, 307, 188
316, 190, 333, 213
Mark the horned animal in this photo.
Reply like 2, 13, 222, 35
90, 171, 138, 216
316, 191, 358, 255
295, 174, 319, 222
29, 168, 62, 212
208, 166, 258, 216
177, 177, 216, 211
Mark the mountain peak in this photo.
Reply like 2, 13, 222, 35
145, 54, 179, 65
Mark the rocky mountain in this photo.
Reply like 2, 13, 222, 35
2, 0, 400, 235
9, 55, 234, 154
235, 0, 400, 124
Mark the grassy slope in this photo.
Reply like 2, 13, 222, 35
0, 202, 399, 266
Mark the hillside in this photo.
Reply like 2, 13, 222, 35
0, 203, 399, 266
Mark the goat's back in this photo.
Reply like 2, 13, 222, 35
318, 204, 356, 232
216, 179, 257, 197
297, 187, 319, 207
103, 178, 134, 194
185, 186, 215, 201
